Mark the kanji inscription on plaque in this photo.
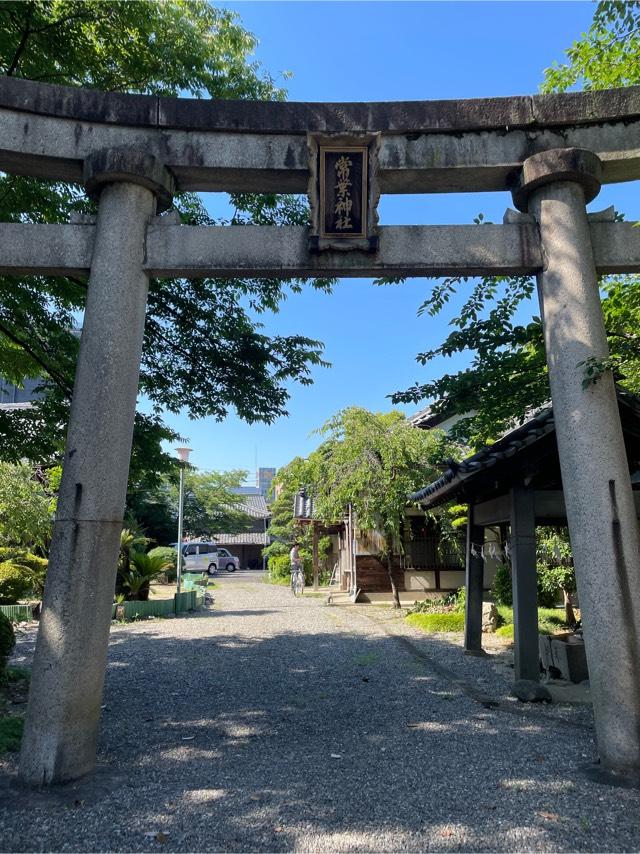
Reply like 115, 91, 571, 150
319, 146, 368, 239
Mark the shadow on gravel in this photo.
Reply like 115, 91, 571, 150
2, 613, 637, 853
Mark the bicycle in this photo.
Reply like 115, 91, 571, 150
290, 563, 305, 597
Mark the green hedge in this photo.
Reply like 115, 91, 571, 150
406, 612, 465, 633
0, 562, 33, 605
0, 550, 47, 604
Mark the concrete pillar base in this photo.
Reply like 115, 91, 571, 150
582, 763, 640, 791
18, 521, 122, 786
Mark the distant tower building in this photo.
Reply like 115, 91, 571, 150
257, 467, 276, 497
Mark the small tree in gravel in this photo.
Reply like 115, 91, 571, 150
306, 408, 456, 607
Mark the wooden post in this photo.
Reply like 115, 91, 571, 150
464, 509, 485, 654
312, 522, 319, 591
510, 485, 539, 681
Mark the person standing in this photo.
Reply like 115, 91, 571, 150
289, 542, 303, 594
290, 542, 301, 571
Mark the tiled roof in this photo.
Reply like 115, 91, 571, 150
410, 390, 640, 508
211, 532, 270, 546
236, 493, 270, 519
293, 490, 314, 520
408, 405, 449, 430
410, 406, 555, 507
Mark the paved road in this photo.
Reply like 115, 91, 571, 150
2, 573, 640, 852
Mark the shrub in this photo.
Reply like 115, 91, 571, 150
495, 623, 514, 639
268, 554, 291, 581
406, 588, 465, 616
406, 612, 465, 633
148, 546, 177, 582
494, 606, 566, 640
119, 551, 174, 601
407, 596, 450, 615
0, 612, 16, 673
453, 586, 465, 613
492, 564, 512, 605
0, 716, 24, 752
492, 563, 560, 609
0, 561, 34, 605
262, 540, 289, 562
0, 549, 47, 598
13, 553, 47, 597
536, 579, 559, 609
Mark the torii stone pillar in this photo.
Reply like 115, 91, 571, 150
515, 148, 640, 777
18, 149, 173, 786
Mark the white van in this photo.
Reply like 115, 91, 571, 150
175, 542, 240, 575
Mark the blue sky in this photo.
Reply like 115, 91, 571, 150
157, 1, 639, 479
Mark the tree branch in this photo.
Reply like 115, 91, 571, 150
606, 329, 640, 342
5, 6, 33, 77
0, 318, 72, 395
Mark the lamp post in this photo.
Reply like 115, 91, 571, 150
175, 447, 192, 596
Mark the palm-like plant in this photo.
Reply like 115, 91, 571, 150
116, 528, 151, 598
119, 552, 174, 602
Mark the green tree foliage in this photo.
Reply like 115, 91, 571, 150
393, 271, 640, 448
305, 408, 457, 606
0, 1, 332, 479
262, 456, 312, 562
178, 469, 254, 538
491, 564, 513, 607
388, 270, 546, 446
128, 467, 255, 545
541, 1, 640, 92
261, 456, 333, 582
0, 463, 52, 549
0, 0, 283, 96
126, 483, 178, 547
536, 527, 576, 626
389, 3, 640, 447
491, 528, 576, 625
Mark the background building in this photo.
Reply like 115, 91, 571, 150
257, 467, 276, 498
0, 378, 42, 409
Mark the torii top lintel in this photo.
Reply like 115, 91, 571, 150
1, 76, 640, 194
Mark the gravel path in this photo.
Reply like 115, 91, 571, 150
2, 573, 640, 852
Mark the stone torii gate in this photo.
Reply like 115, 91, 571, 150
2, 77, 640, 786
